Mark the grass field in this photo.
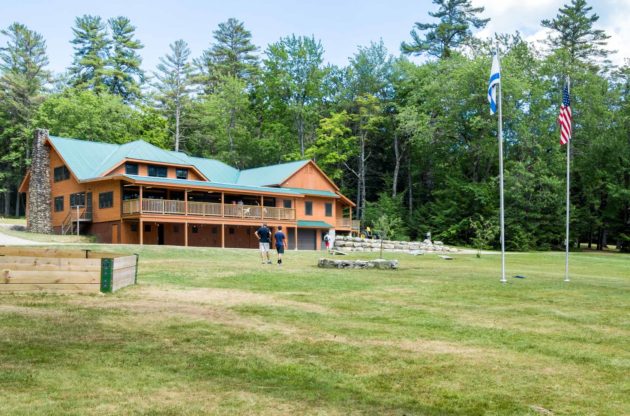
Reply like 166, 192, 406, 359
0, 245, 628, 415
0, 224, 95, 243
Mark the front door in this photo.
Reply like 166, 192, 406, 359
157, 224, 164, 245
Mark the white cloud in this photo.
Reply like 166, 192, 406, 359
472, 0, 630, 66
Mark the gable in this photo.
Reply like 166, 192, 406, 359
236, 160, 310, 187
281, 161, 338, 193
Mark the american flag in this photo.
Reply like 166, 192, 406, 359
558, 82, 572, 145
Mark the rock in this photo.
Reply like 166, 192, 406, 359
383, 244, 395, 249
317, 258, 398, 270
409, 250, 424, 256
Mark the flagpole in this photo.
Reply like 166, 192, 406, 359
564, 76, 571, 283
497, 47, 506, 284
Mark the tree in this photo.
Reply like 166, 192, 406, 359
153, 39, 193, 151
69, 15, 110, 91
0, 22, 49, 216
373, 214, 403, 258
34, 89, 168, 147
261, 35, 327, 157
106, 16, 144, 102
541, 0, 610, 66
401, 0, 489, 59
306, 111, 355, 182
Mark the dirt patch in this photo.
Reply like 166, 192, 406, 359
136, 286, 331, 315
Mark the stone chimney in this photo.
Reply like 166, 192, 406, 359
27, 129, 52, 234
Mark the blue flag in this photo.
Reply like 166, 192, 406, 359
488, 53, 500, 115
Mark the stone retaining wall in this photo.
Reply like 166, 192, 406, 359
318, 258, 398, 269
333, 235, 456, 254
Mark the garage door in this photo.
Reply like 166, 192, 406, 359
297, 229, 316, 250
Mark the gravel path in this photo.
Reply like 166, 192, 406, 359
0, 225, 43, 245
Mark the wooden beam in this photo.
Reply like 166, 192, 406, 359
139, 186, 143, 214
221, 192, 224, 217
221, 223, 225, 248
185, 221, 188, 247
184, 190, 188, 216
295, 226, 299, 251
139, 218, 144, 245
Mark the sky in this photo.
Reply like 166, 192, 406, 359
1, 0, 628, 75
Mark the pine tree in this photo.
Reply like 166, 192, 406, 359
401, 0, 489, 59
541, 0, 610, 65
196, 18, 258, 90
107, 16, 144, 102
0, 22, 49, 216
153, 39, 193, 152
69, 15, 110, 91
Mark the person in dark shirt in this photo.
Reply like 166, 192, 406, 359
274, 226, 286, 265
255, 223, 272, 264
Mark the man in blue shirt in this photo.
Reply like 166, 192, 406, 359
255, 223, 272, 264
274, 226, 286, 265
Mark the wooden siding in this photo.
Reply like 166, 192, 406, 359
108, 161, 205, 181
282, 162, 337, 192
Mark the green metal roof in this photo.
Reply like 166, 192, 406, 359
236, 160, 310, 186
297, 220, 333, 228
282, 187, 338, 198
122, 175, 304, 196
181, 155, 239, 183
49, 136, 119, 180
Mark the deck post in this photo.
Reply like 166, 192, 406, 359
221, 192, 224, 217
261, 196, 264, 219
184, 190, 188, 215
139, 186, 143, 214
184, 221, 188, 247
294, 226, 298, 251
139, 219, 144, 245
221, 223, 225, 248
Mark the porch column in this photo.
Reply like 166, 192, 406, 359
260, 195, 264, 219
139, 219, 144, 245
294, 226, 298, 251
139, 186, 143, 214
221, 223, 225, 248
184, 190, 188, 215
184, 221, 188, 247
221, 192, 224, 217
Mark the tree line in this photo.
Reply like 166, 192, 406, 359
1, 0, 628, 251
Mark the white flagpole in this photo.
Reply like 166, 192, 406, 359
564, 76, 571, 283
497, 47, 506, 284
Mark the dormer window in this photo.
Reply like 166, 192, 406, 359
125, 163, 139, 175
176, 168, 188, 180
148, 165, 167, 178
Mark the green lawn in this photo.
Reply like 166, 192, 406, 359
0, 245, 628, 415
0, 225, 95, 243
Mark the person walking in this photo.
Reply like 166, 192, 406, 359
274, 226, 286, 265
255, 223, 272, 264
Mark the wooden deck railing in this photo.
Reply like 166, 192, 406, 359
122, 198, 296, 221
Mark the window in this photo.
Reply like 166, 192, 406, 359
212, 227, 218, 234
53, 166, 70, 182
173, 225, 179, 233
325, 203, 333, 217
283, 199, 292, 209
54, 196, 64, 212
70, 192, 85, 207
125, 163, 139, 175
99, 191, 113, 209
130, 223, 138, 232
148, 165, 167, 177
305, 201, 313, 216
229, 227, 235, 234
176, 168, 188, 180
144, 224, 151, 233
192, 225, 198, 234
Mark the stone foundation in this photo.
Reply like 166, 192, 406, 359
332, 236, 456, 254
318, 258, 398, 270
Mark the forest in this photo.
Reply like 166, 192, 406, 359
0, 0, 628, 251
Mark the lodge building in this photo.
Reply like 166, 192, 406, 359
20, 134, 358, 250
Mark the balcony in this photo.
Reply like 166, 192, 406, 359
122, 198, 296, 221
338, 218, 361, 231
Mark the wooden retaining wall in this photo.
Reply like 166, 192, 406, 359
0, 247, 138, 293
